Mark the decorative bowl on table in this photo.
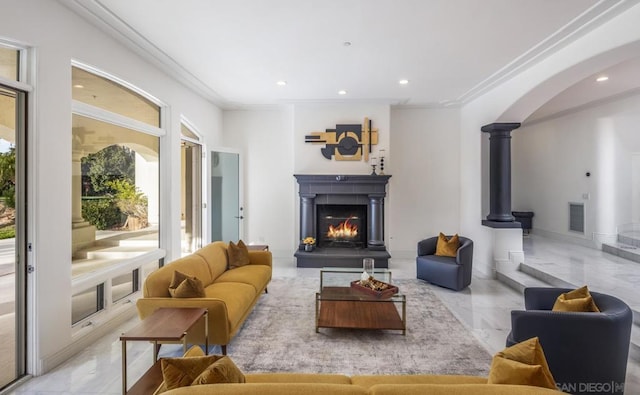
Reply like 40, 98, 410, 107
350, 277, 399, 298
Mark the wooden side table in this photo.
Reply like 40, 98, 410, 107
120, 307, 208, 395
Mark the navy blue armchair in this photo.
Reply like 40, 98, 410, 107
507, 287, 632, 395
416, 236, 473, 291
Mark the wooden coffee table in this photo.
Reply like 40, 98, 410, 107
315, 267, 406, 334
120, 307, 208, 395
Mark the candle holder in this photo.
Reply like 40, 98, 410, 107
370, 156, 377, 176
361, 258, 375, 281
379, 150, 386, 175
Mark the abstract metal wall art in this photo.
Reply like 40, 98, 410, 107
304, 117, 378, 161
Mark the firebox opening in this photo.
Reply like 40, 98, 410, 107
317, 204, 367, 248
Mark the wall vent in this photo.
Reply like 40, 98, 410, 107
569, 203, 585, 233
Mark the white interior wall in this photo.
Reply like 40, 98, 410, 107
388, 108, 461, 257
1, 0, 222, 374
222, 108, 295, 257
513, 93, 640, 244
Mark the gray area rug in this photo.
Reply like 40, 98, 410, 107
226, 277, 492, 376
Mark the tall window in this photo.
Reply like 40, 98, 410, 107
71, 65, 162, 325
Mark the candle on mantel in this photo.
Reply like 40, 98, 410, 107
370, 157, 377, 165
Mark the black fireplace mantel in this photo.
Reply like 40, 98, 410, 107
294, 174, 391, 196
294, 174, 391, 268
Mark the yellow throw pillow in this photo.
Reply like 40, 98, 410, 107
488, 337, 556, 389
228, 240, 250, 269
435, 233, 460, 257
192, 356, 246, 385
184, 345, 205, 357
169, 270, 189, 289
552, 285, 600, 312
155, 347, 207, 394
161, 355, 222, 390
168, 271, 205, 298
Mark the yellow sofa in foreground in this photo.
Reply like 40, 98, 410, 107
136, 241, 272, 354
148, 346, 562, 395
160, 373, 562, 394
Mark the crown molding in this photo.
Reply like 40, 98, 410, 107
59, 0, 229, 108
456, 0, 639, 105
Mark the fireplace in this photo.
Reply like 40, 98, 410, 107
317, 204, 367, 248
294, 174, 391, 268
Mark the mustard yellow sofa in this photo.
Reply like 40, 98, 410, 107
159, 373, 563, 394
136, 241, 272, 354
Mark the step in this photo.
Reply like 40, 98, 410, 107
496, 266, 551, 294
118, 237, 159, 248
602, 242, 640, 264
519, 262, 576, 289
76, 245, 155, 260
617, 233, 640, 248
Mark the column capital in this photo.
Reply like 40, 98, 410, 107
481, 122, 521, 134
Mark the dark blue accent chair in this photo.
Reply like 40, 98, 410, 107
507, 287, 632, 395
416, 236, 473, 291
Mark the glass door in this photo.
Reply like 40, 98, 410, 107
210, 150, 242, 242
0, 84, 26, 389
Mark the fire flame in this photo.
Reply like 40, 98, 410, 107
327, 216, 358, 239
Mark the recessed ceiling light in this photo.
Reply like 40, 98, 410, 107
73, 84, 84, 88
399, 79, 409, 85
343, 41, 352, 47
338, 90, 347, 95
596, 76, 609, 82
276, 80, 287, 86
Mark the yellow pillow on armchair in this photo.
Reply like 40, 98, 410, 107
552, 285, 600, 312
435, 233, 459, 257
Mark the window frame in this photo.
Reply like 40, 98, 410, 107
70, 62, 167, 331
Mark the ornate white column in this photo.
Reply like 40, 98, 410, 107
71, 154, 96, 256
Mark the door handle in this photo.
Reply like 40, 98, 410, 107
234, 216, 244, 219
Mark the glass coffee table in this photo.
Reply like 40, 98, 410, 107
315, 267, 406, 335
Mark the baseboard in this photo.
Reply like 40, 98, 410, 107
39, 306, 137, 375
270, 249, 295, 260
388, 250, 415, 260
532, 228, 599, 249
473, 259, 494, 279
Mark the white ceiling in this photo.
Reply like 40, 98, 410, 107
67, 0, 640, 114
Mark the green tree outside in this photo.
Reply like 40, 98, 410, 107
80, 145, 147, 231
81, 145, 135, 196
0, 146, 16, 239
0, 146, 16, 208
